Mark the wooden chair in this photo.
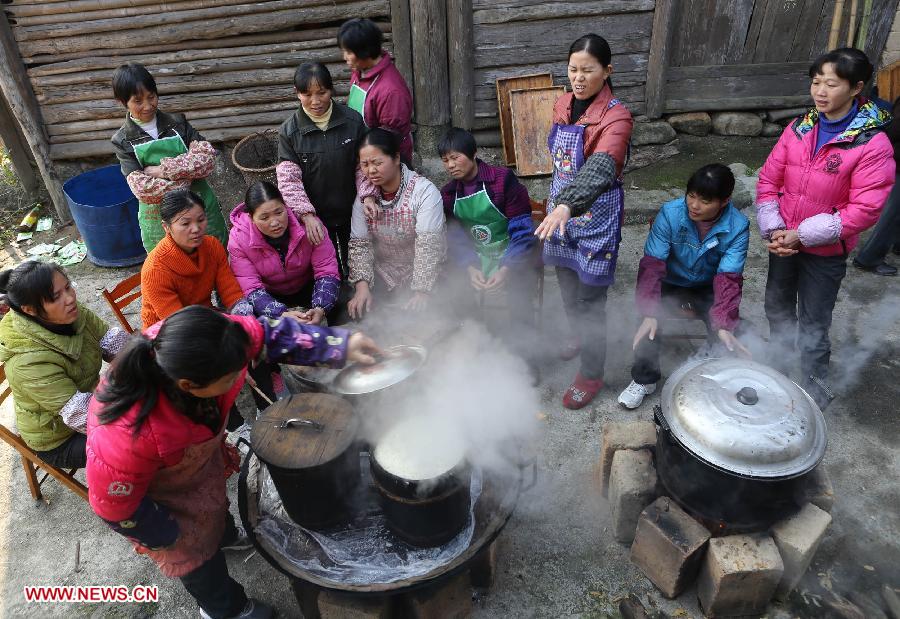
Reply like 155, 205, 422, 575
0, 363, 89, 502
530, 198, 547, 328
101, 271, 141, 334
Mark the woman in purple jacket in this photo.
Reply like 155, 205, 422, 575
338, 18, 414, 165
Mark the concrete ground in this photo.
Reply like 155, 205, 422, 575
0, 137, 898, 618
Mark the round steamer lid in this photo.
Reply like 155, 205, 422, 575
251, 393, 358, 470
660, 357, 827, 479
331, 345, 427, 395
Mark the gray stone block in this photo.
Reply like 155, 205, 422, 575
771, 502, 832, 600
599, 421, 657, 498
632, 121, 677, 146
667, 112, 712, 136
711, 112, 763, 137
697, 534, 784, 617
609, 449, 657, 544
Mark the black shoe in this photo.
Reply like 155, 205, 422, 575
852, 258, 897, 276
803, 375, 835, 411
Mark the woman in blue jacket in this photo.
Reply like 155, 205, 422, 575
619, 164, 751, 409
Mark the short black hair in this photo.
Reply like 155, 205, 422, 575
0, 260, 68, 319
686, 163, 735, 201
294, 62, 333, 92
360, 127, 400, 159
112, 63, 157, 105
338, 18, 383, 60
808, 47, 873, 86
245, 181, 283, 215
160, 188, 205, 223
438, 127, 477, 159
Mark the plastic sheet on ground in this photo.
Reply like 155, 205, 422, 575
248, 452, 483, 585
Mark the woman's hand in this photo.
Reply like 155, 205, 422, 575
632, 317, 658, 350
468, 265, 487, 290
363, 196, 379, 220
767, 229, 801, 256
347, 332, 381, 365
403, 292, 430, 312
347, 282, 373, 320
301, 214, 325, 245
717, 329, 752, 358
483, 266, 509, 291
143, 165, 166, 179
534, 204, 571, 240
283, 308, 325, 324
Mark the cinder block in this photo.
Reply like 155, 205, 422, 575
771, 502, 832, 600
404, 571, 472, 619
470, 541, 497, 589
609, 449, 658, 543
802, 466, 835, 513
697, 534, 784, 617
599, 421, 657, 497
318, 590, 391, 619
630, 496, 711, 598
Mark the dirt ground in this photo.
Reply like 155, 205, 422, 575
0, 137, 897, 618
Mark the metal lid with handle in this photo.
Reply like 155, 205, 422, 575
659, 357, 827, 479
331, 345, 427, 395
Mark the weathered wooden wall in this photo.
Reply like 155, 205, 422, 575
2, 0, 400, 160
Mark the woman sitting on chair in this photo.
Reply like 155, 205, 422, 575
0, 261, 128, 468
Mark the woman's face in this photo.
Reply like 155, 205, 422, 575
811, 63, 863, 119
164, 204, 208, 253
686, 192, 728, 222
441, 150, 478, 181
178, 370, 242, 399
567, 50, 612, 100
297, 79, 332, 117
126, 86, 158, 124
30, 271, 79, 325
359, 144, 401, 188
251, 199, 289, 239
342, 48, 377, 73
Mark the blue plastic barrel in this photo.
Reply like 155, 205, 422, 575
63, 165, 146, 267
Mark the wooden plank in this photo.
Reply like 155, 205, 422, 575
789, 0, 831, 60
478, 84, 646, 115
473, 0, 618, 7
17, 0, 388, 56
876, 60, 900, 100
664, 95, 812, 113
473, 0, 654, 24
477, 69, 646, 103
9, 0, 264, 26
7, 0, 238, 17
865, 0, 900, 62
754, 0, 809, 62
509, 86, 564, 176
645, 0, 676, 118
448, 0, 475, 129
410, 0, 449, 125
389, 0, 413, 88
495, 73, 552, 165
0, 91, 40, 194
0, 15, 70, 222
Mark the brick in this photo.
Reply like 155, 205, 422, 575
801, 465, 835, 513
469, 542, 497, 589
404, 571, 472, 619
771, 503, 832, 600
630, 496, 711, 598
598, 420, 656, 497
697, 534, 784, 617
609, 449, 658, 543
318, 590, 391, 619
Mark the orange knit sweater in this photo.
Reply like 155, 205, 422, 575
140, 234, 244, 328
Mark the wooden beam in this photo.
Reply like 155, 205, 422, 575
472, 0, 655, 24
447, 0, 474, 129
0, 91, 39, 195
645, 0, 676, 119
389, 0, 413, 87
0, 17, 70, 222
409, 0, 450, 126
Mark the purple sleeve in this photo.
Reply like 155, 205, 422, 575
311, 275, 340, 312
260, 316, 349, 367
710, 272, 743, 332
797, 213, 842, 247
102, 496, 179, 551
756, 199, 786, 240
247, 288, 287, 318
635, 255, 667, 317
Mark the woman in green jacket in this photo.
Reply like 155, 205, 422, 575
0, 261, 128, 468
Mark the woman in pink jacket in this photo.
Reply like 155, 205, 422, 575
87, 306, 378, 619
756, 47, 895, 408
227, 181, 341, 325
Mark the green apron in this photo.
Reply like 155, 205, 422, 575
346, 75, 379, 126
453, 184, 509, 277
132, 134, 228, 252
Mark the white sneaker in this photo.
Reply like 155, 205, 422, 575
618, 381, 657, 409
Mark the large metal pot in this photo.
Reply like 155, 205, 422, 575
655, 357, 827, 531
370, 416, 471, 547
251, 393, 360, 529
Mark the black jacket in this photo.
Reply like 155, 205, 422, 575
111, 110, 203, 177
277, 102, 366, 228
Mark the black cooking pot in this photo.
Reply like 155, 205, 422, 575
251, 393, 360, 529
654, 358, 828, 532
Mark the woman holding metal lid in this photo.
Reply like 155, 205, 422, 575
534, 33, 634, 410
338, 18, 414, 165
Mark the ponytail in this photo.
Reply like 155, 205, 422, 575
95, 306, 252, 434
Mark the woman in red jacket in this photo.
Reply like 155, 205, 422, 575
86, 306, 378, 619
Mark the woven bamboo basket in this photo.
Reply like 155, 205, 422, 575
231, 129, 279, 186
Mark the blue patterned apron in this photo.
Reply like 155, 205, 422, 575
543, 112, 625, 286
